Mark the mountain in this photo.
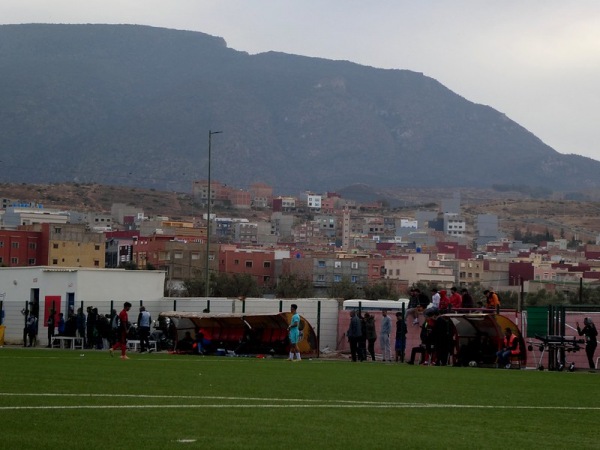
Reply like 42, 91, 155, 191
1, 23, 599, 195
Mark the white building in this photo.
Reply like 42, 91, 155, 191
444, 213, 466, 237
2, 205, 69, 229
0, 266, 165, 345
305, 193, 322, 211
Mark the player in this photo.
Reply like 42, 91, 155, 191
287, 304, 301, 361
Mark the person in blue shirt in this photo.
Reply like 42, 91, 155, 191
287, 304, 301, 361
57, 313, 66, 336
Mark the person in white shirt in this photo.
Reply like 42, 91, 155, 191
137, 305, 152, 353
431, 288, 441, 309
379, 310, 392, 362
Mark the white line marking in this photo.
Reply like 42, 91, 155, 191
0, 404, 599, 411
0, 393, 598, 411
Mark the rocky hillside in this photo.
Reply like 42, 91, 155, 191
1, 24, 600, 195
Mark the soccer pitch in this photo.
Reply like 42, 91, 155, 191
1, 348, 598, 449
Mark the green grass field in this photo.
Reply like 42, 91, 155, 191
1, 347, 598, 449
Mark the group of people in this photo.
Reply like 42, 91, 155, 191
406, 307, 453, 366
109, 303, 154, 359
24, 302, 153, 359
346, 309, 408, 363
406, 286, 500, 327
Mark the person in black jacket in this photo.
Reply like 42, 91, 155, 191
364, 312, 377, 361
346, 310, 362, 362
46, 309, 56, 347
577, 318, 598, 369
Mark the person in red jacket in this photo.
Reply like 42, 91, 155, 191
496, 327, 520, 368
438, 290, 450, 312
109, 302, 132, 360
449, 287, 462, 311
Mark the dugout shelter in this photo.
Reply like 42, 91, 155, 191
158, 311, 317, 356
444, 313, 526, 367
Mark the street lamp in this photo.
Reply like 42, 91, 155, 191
205, 130, 222, 298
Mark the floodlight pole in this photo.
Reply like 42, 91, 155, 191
205, 130, 222, 298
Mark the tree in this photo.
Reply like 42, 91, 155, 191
363, 281, 399, 300
182, 278, 206, 297
275, 274, 314, 299
327, 277, 360, 300
212, 273, 262, 298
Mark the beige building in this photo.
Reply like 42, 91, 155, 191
384, 252, 455, 287
43, 223, 105, 268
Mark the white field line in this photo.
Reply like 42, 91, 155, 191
1, 404, 600, 411
0, 393, 599, 411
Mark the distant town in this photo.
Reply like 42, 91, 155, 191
1, 180, 600, 302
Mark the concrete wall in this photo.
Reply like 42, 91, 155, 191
0, 276, 341, 350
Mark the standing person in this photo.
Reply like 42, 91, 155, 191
449, 287, 462, 311
357, 313, 367, 361
576, 318, 598, 369
76, 307, 86, 347
346, 310, 362, 362
380, 309, 392, 362
431, 288, 441, 310
364, 312, 377, 361
137, 306, 152, 353
395, 312, 407, 362
460, 288, 474, 310
26, 313, 38, 347
433, 311, 452, 366
438, 290, 450, 313
86, 306, 96, 349
110, 302, 132, 360
57, 313, 66, 336
46, 309, 56, 347
110, 309, 119, 346
287, 303, 301, 361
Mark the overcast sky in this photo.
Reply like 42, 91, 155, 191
3, 1, 600, 161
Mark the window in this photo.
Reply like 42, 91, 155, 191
234, 259, 239, 265
317, 274, 325, 282
334, 261, 341, 268
52, 259, 58, 265
0, 241, 3, 248
263, 276, 270, 283
334, 275, 341, 282
318, 260, 326, 268
29, 242, 36, 250
245, 261, 253, 268
54, 227, 62, 234
94, 260, 100, 267
191, 252, 200, 260
94, 244, 101, 251
351, 275, 358, 283
11, 257, 18, 264
351, 262, 358, 269
28, 258, 36, 265
263, 261, 271, 268
174, 251, 183, 259
11, 242, 19, 249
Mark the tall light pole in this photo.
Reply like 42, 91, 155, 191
205, 130, 222, 298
